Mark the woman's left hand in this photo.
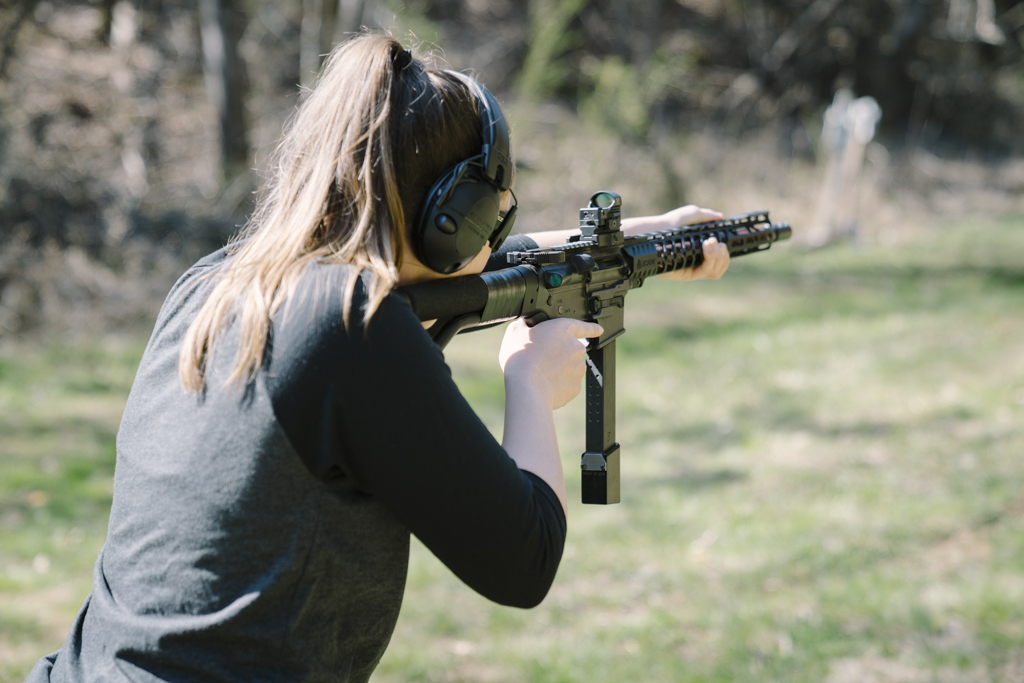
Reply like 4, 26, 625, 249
621, 205, 731, 282
658, 236, 730, 281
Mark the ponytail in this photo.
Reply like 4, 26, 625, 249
179, 35, 484, 392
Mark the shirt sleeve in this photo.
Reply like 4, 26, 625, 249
266, 267, 566, 608
484, 234, 538, 272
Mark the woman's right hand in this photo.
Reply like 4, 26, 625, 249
499, 318, 604, 410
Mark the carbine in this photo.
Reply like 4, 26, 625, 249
398, 191, 792, 504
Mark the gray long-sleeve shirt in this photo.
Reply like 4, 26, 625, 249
29, 237, 565, 682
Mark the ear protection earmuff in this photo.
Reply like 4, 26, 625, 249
412, 80, 518, 275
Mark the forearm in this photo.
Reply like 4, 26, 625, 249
324, 296, 567, 608
519, 220, 648, 250
502, 375, 568, 518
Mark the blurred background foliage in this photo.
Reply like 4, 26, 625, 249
0, 0, 1023, 339
3, 0, 1024, 680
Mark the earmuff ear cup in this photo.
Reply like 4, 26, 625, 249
415, 163, 501, 274
411, 79, 513, 274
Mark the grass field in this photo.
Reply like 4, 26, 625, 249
2, 213, 1023, 681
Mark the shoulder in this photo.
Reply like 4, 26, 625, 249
282, 260, 419, 336
146, 247, 231, 343
264, 262, 444, 478
170, 246, 230, 299
270, 261, 434, 374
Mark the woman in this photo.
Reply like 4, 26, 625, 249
29, 35, 728, 682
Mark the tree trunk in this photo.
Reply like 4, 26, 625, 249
340, 0, 370, 35
320, 0, 339, 58
0, 0, 40, 78
198, 0, 249, 181
301, 0, 345, 86
300, 0, 322, 86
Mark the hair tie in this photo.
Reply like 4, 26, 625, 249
393, 49, 413, 72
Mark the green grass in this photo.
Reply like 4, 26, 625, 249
3, 215, 1024, 681
0, 339, 142, 679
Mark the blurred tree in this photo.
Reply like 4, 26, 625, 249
301, 0, 336, 85
100, 0, 116, 46
198, 0, 250, 181
0, 0, 39, 78
560, 0, 1023, 151
517, 0, 590, 99
300, 0, 373, 86
340, 0, 372, 35
728, 0, 1023, 149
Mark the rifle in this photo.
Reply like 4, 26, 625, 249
398, 191, 792, 504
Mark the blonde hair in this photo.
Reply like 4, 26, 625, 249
179, 34, 485, 392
